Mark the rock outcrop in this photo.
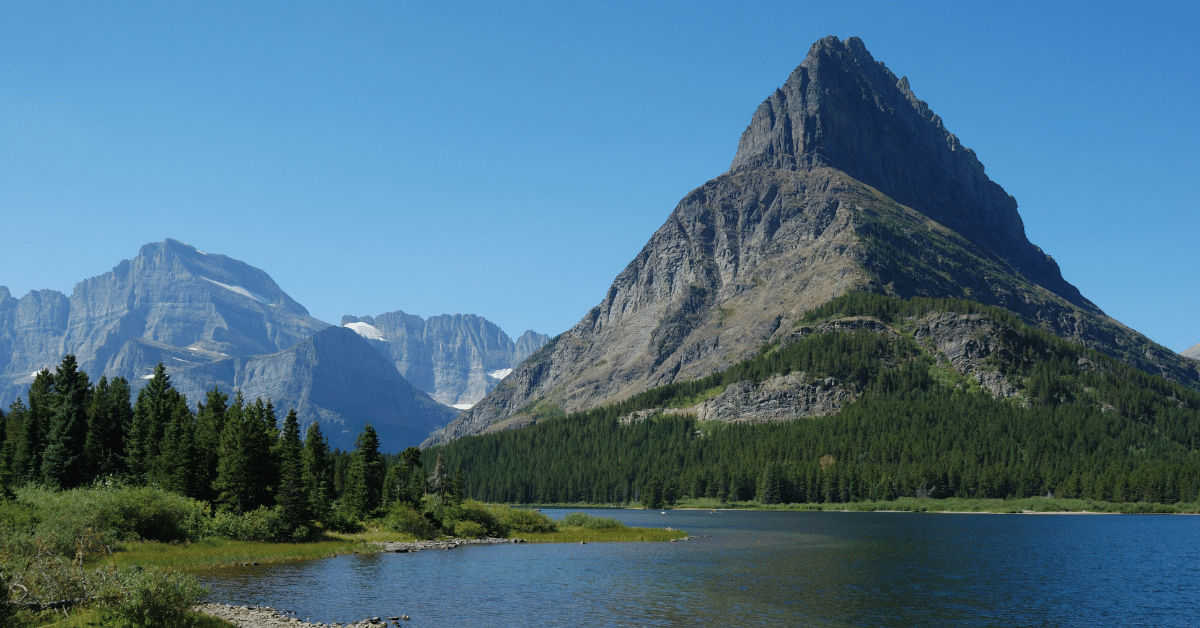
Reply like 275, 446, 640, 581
340, 312, 548, 407
425, 36, 1200, 446
1184, 343, 1200, 361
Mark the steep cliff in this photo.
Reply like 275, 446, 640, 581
426, 36, 1199, 446
340, 311, 548, 407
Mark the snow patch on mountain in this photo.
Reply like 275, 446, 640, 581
488, 368, 513, 380
344, 321, 385, 341
451, 403, 474, 410
200, 277, 273, 306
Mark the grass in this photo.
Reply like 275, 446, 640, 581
670, 496, 1200, 514
102, 537, 373, 572
30, 607, 235, 628
514, 527, 686, 543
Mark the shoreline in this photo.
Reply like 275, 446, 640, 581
198, 603, 405, 628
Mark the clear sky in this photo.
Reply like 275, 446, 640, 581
3, 2, 1197, 351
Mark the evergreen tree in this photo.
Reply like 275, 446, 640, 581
213, 392, 271, 513
429, 450, 449, 498
127, 363, 175, 482
84, 376, 133, 479
155, 394, 200, 496
247, 398, 280, 501
301, 421, 333, 522
756, 461, 784, 505
14, 370, 53, 482
41, 355, 92, 489
275, 409, 310, 532
342, 424, 384, 519
194, 387, 229, 503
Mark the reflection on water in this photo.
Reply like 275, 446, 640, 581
200, 509, 1200, 627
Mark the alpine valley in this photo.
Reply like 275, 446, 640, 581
422, 37, 1200, 507
0, 239, 547, 451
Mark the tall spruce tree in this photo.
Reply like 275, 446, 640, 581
214, 393, 259, 513
301, 422, 333, 523
194, 387, 229, 503
41, 355, 92, 489
84, 376, 133, 479
154, 394, 200, 496
127, 363, 175, 483
342, 424, 384, 519
275, 409, 309, 534
14, 370, 53, 482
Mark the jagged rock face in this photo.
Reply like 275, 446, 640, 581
340, 312, 548, 407
426, 36, 1200, 447
169, 327, 458, 452
0, 239, 330, 406
729, 36, 1082, 305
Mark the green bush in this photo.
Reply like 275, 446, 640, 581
383, 504, 436, 540
16, 484, 208, 554
97, 566, 208, 628
206, 506, 310, 542
322, 505, 363, 534
559, 512, 625, 529
452, 520, 486, 539
487, 505, 557, 533
449, 500, 505, 537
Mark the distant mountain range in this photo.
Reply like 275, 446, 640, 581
341, 312, 548, 408
0, 239, 546, 451
1185, 343, 1200, 361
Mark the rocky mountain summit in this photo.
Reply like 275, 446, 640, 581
340, 311, 549, 407
0, 239, 458, 451
0, 239, 329, 406
1184, 343, 1200, 361
426, 36, 1199, 446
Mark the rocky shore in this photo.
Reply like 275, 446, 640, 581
376, 536, 524, 552
197, 603, 410, 627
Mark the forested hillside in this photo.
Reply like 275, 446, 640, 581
0, 359, 431, 538
428, 294, 1200, 507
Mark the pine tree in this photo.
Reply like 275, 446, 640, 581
84, 376, 133, 479
214, 392, 271, 514
342, 424, 384, 519
301, 422, 333, 522
14, 370, 53, 482
430, 450, 449, 499
275, 409, 309, 533
127, 363, 174, 482
41, 355, 92, 489
155, 395, 200, 496
194, 387, 228, 503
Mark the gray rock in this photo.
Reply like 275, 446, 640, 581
425, 36, 1200, 446
340, 311, 547, 407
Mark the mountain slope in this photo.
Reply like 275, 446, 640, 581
341, 311, 548, 407
169, 326, 457, 452
0, 239, 331, 405
426, 36, 1199, 446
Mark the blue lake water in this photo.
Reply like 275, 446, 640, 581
199, 509, 1200, 626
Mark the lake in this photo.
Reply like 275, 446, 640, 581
199, 509, 1200, 626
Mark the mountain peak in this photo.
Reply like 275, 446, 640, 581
729, 36, 1089, 309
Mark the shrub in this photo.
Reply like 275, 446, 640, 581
383, 504, 436, 540
16, 484, 208, 554
322, 505, 363, 534
449, 500, 505, 537
205, 506, 310, 542
97, 566, 208, 628
452, 520, 486, 539
487, 505, 557, 533
559, 512, 625, 529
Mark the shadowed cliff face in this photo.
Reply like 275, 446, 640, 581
729, 36, 1089, 310
425, 36, 1200, 447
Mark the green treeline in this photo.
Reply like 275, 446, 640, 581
429, 293, 1200, 508
0, 360, 428, 540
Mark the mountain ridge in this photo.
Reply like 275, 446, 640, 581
425, 36, 1200, 447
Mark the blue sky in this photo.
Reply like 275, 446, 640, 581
3, 2, 1197, 351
